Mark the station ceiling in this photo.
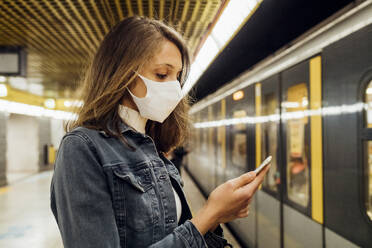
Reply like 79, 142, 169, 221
0, 0, 223, 98
191, 0, 357, 102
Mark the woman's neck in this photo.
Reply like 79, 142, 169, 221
118, 104, 148, 134
121, 96, 139, 112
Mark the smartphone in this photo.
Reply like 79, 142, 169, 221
254, 155, 272, 174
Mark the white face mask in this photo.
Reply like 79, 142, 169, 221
128, 74, 183, 123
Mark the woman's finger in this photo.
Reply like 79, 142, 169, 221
231, 171, 256, 190
240, 163, 271, 195
238, 205, 250, 214
237, 208, 250, 218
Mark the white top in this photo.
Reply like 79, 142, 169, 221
118, 104, 182, 224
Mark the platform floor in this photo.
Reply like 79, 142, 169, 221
0, 171, 63, 248
0, 168, 240, 248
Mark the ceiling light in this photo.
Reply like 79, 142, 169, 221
0, 84, 8, 97
44, 98, 56, 109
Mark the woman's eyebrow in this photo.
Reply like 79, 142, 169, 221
155, 63, 182, 71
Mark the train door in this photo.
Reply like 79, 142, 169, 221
322, 23, 372, 247
255, 75, 282, 248
191, 108, 213, 194
187, 100, 225, 195
361, 76, 372, 247
215, 99, 227, 188
280, 57, 324, 247
185, 112, 196, 172
225, 88, 250, 180
227, 85, 256, 248
205, 104, 217, 194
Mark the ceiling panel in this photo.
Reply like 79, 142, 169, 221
0, 0, 222, 97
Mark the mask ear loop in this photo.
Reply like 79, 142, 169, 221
132, 69, 140, 77
132, 69, 146, 82
126, 70, 139, 96
128, 70, 149, 99
133, 62, 145, 77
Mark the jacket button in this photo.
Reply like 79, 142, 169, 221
159, 174, 167, 180
166, 218, 175, 223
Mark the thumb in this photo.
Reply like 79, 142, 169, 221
233, 171, 256, 189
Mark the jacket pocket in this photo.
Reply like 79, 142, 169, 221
112, 162, 155, 232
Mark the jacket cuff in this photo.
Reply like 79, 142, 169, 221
175, 220, 207, 247
212, 224, 224, 237
204, 230, 232, 248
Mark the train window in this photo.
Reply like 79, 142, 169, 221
208, 106, 215, 165
232, 133, 247, 168
193, 113, 198, 152
261, 93, 280, 191
233, 109, 247, 131
191, 114, 197, 149
366, 81, 372, 127
217, 102, 225, 169
365, 141, 372, 220
284, 83, 310, 207
217, 126, 224, 158
231, 110, 247, 168
196, 112, 201, 153
201, 127, 208, 153
365, 80, 372, 220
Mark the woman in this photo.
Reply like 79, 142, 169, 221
50, 16, 270, 248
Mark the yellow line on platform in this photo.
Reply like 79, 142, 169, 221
0, 186, 10, 194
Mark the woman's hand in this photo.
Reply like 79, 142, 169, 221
190, 164, 270, 235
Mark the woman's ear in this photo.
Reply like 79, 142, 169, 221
129, 75, 147, 98
127, 79, 136, 91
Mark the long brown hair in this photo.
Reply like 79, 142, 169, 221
65, 16, 193, 154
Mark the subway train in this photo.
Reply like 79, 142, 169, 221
185, 2, 372, 248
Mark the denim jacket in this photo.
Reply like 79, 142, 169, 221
50, 120, 232, 248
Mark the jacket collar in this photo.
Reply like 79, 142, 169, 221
99, 119, 134, 137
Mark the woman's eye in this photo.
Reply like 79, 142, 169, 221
156, 74, 167, 79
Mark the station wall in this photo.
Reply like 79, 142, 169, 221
0, 113, 66, 186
